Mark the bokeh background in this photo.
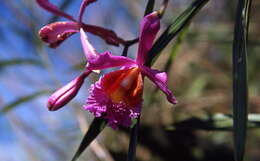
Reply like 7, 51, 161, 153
0, 0, 260, 161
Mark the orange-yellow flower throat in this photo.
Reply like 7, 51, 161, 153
101, 67, 143, 107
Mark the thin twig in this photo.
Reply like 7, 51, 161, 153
121, 38, 139, 56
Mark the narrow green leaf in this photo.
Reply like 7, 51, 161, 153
164, 25, 189, 73
0, 90, 51, 114
0, 59, 43, 70
144, 0, 155, 16
232, 0, 251, 160
71, 118, 107, 161
145, 0, 209, 66
126, 118, 140, 161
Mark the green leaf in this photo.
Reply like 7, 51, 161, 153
145, 0, 209, 66
0, 90, 51, 114
0, 59, 43, 70
144, 0, 155, 16
127, 118, 140, 161
71, 118, 107, 161
164, 25, 189, 73
232, 0, 251, 160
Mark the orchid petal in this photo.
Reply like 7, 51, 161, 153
36, 0, 75, 21
78, 0, 97, 23
39, 21, 80, 48
87, 51, 136, 71
141, 66, 177, 104
47, 71, 91, 111
136, 12, 160, 65
80, 29, 98, 61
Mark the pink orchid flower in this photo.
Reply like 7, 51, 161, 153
80, 12, 177, 129
37, 0, 124, 48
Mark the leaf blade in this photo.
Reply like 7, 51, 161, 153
145, 0, 209, 66
71, 117, 107, 161
232, 0, 251, 160
164, 25, 189, 73
126, 118, 140, 161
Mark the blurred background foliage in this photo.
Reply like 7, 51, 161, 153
0, 0, 260, 161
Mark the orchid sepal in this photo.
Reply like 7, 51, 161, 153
136, 11, 160, 65
86, 51, 137, 71
36, 0, 75, 21
78, 0, 97, 23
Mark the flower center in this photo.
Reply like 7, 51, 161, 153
101, 67, 143, 107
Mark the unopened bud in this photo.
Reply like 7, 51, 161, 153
39, 21, 80, 48
47, 71, 91, 111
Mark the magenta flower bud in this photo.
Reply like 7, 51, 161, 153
47, 71, 91, 111
39, 21, 80, 48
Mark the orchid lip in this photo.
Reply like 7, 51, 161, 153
102, 67, 143, 107
85, 69, 142, 128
